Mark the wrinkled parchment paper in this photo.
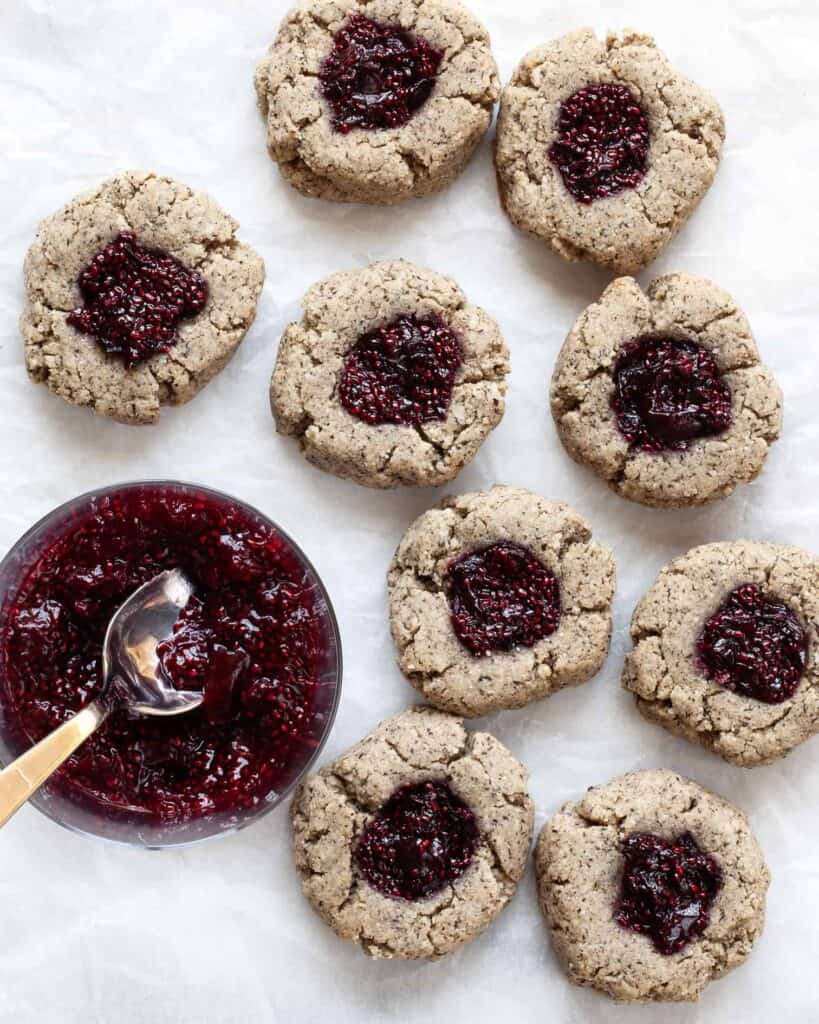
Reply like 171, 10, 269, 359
1, 1, 818, 1021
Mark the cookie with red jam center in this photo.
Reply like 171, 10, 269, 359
22, 171, 264, 424
255, 0, 499, 204
270, 260, 509, 489
625, 542, 818, 767
496, 29, 725, 273
536, 769, 769, 1003
552, 274, 782, 508
388, 486, 615, 717
291, 707, 534, 959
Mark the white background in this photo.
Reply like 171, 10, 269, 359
1, 0, 818, 1020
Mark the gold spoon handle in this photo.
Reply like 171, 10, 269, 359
0, 701, 108, 827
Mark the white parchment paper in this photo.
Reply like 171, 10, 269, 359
2, 1, 819, 1021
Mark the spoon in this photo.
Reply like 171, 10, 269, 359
0, 568, 201, 828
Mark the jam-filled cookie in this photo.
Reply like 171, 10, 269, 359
21, 170, 265, 425
495, 29, 724, 273
550, 274, 782, 508
388, 486, 616, 716
254, 0, 499, 204
291, 706, 534, 959
536, 769, 769, 1002
624, 541, 819, 767
270, 260, 508, 488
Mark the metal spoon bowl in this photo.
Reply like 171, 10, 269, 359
104, 569, 202, 717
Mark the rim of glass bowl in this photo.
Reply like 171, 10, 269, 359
0, 479, 343, 850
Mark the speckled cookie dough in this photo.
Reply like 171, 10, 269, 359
21, 170, 265, 425
624, 542, 819, 767
536, 769, 769, 1003
254, 0, 499, 205
270, 260, 508, 488
551, 274, 783, 509
388, 486, 616, 716
495, 28, 725, 273
291, 706, 534, 959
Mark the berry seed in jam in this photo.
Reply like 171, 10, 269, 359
548, 83, 650, 203
445, 541, 561, 656
615, 831, 723, 955
339, 313, 462, 427
67, 231, 208, 367
697, 584, 808, 704
354, 780, 479, 901
319, 14, 443, 133
612, 335, 733, 453
0, 485, 337, 827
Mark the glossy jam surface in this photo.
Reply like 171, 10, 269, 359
319, 14, 442, 133
354, 781, 479, 900
445, 541, 561, 656
615, 831, 723, 955
697, 584, 808, 704
0, 486, 334, 825
67, 231, 208, 367
612, 335, 733, 453
548, 83, 650, 203
339, 313, 462, 427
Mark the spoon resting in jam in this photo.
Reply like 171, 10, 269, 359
0, 568, 197, 827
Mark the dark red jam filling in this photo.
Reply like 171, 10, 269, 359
612, 335, 733, 453
697, 584, 808, 704
67, 231, 208, 367
445, 541, 561, 657
354, 781, 479, 901
615, 831, 722, 955
0, 486, 334, 825
319, 14, 442, 133
338, 313, 462, 427
548, 83, 650, 203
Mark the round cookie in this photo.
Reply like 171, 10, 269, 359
270, 260, 508, 488
624, 541, 819, 767
21, 170, 265, 425
291, 706, 534, 959
495, 28, 725, 274
388, 485, 616, 716
254, 0, 499, 205
551, 274, 783, 508
536, 769, 769, 1003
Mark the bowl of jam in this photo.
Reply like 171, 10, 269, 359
0, 481, 342, 847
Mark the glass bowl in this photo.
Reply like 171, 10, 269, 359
0, 481, 342, 848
